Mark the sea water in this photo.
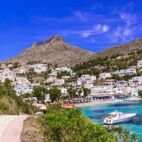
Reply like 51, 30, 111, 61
80, 101, 142, 140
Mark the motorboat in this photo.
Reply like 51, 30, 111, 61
103, 110, 136, 125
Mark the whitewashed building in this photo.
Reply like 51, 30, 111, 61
29, 64, 47, 73
44, 94, 51, 103
53, 79, 65, 86
55, 67, 73, 74
137, 60, 142, 69
77, 75, 96, 86
129, 76, 142, 87
99, 72, 111, 80
103, 79, 116, 86
15, 77, 30, 85
15, 84, 33, 96
114, 68, 136, 76
0, 68, 15, 82
14, 66, 27, 74
90, 86, 114, 96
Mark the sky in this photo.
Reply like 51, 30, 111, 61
0, 0, 142, 61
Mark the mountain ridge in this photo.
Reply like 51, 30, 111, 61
96, 38, 142, 58
5, 36, 142, 67
6, 35, 95, 67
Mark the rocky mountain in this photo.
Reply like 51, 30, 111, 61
6, 36, 142, 67
6, 35, 94, 67
96, 38, 142, 58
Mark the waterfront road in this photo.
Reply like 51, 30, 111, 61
0, 115, 28, 142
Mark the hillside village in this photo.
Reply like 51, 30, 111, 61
1, 57, 142, 109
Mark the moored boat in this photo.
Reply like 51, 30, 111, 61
104, 111, 136, 125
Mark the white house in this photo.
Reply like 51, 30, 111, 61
99, 72, 111, 80
116, 80, 128, 87
130, 87, 139, 97
15, 84, 33, 96
84, 83, 94, 89
29, 64, 47, 73
137, 60, 142, 69
60, 87, 68, 94
53, 79, 65, 86
90, 86, 114, 96
0, 68, 15, 82
55, 67, 73, 74
14, 66, 27, 74
15, 77, 30, 85
114, 86, 128, 94
44, 94, 51, 103
103, 79, 116, 86
114, 68, 136, 76
46, 76, 57, 83
129, 76, 142, 87
77, 75, 96, 86
79, 75, 96, 81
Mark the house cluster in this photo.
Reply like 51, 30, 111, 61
0, 59, 142, 103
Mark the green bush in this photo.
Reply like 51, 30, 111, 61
39, 104, 117, 142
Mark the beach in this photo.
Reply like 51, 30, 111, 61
76, 97, 142, 107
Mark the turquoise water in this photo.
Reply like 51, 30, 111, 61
80, 101, 142, 140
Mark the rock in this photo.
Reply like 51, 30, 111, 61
5, 35, 95, 67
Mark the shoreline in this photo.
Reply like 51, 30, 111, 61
76, 97, 142, 108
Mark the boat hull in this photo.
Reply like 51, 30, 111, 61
104, 113, 136, 125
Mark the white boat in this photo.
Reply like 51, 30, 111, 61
103, 111, 136, 125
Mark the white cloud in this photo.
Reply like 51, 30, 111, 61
73, 11, 89, 21
81, 24, 109, 38
120, 13, 137, 26
111, 26, 134, 43
62, 24, 109, 38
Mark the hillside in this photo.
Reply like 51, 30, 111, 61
0, 80, 34, 114
73, 38, 142, 78
6, 35, 94, 67
0, 95, 19, 114
96, 38, 142, 58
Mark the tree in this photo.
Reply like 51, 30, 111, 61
12, 63, 19, 69
138, 90, 142, 98
112, 74, 122, 80
67, 86, 77, 98
122, 130, 130, 142
21, 93, 32, 98
48, 87, 61, 102
130, 133, 139, 142
40, 104, 117, 142
78, 89, 83, 97
4, 79, 12, 90
83, 88, 91, 98
32, 86, 48, 103
57, 71, 71, 79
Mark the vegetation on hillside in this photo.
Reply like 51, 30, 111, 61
0, 79, 34, 114
138, 90, 142, 98
39, 104, 116, 142
39, 104, 139, 142
73, 52, 142, 79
